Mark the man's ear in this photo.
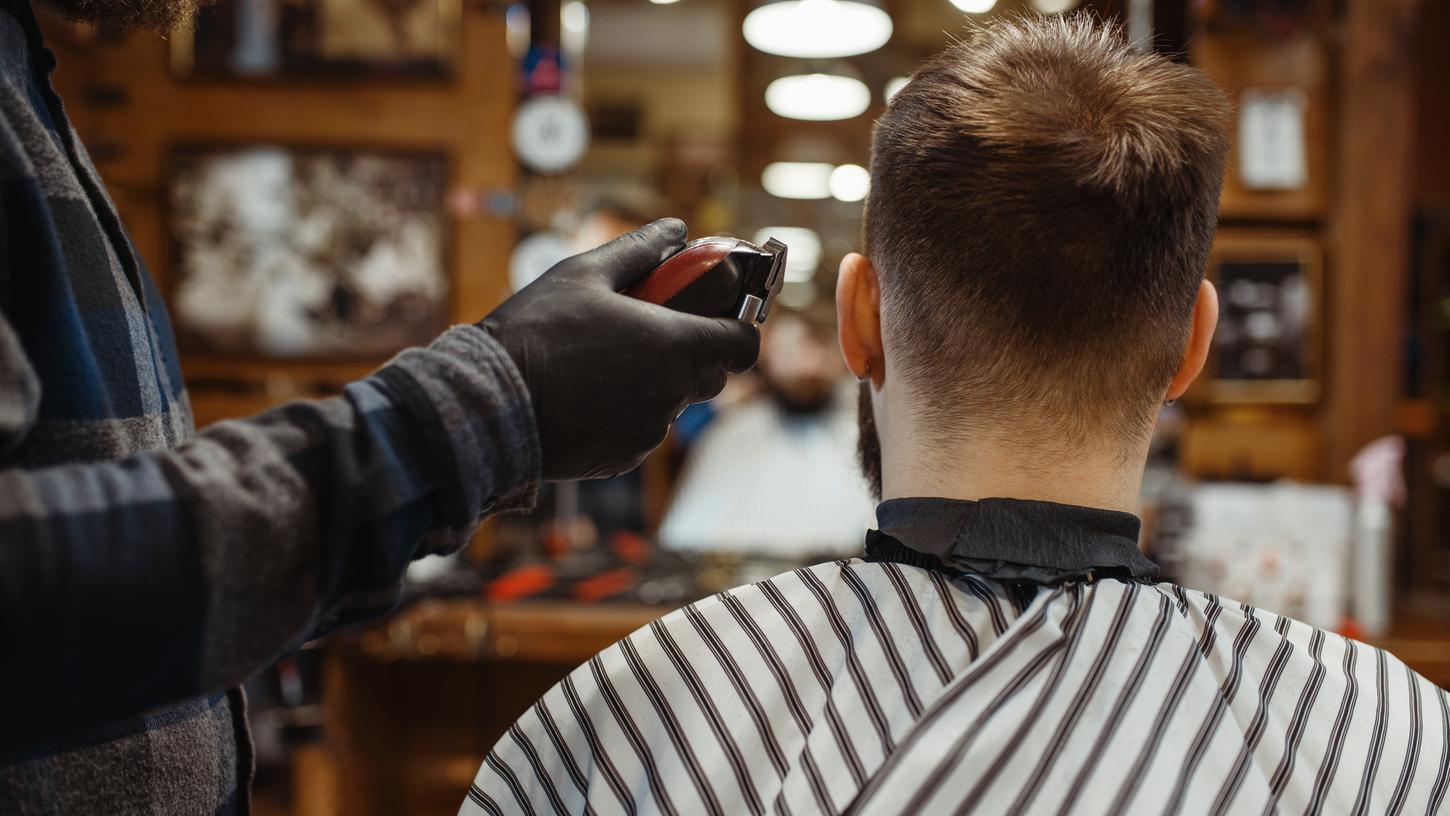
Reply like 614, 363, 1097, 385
1166, 279, 1220, 400
836, 252, 885, 387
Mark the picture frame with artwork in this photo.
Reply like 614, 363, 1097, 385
166, 143, 451, 361
1200, 232, 1323, 404
170, 0, 463, 80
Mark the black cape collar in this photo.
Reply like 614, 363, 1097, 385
865, 497, 1159, 586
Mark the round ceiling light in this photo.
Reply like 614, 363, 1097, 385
743, 0, 893, 59
950, 0, 996, 12
561, 0, 589, 33
829, 164, 870, 202
762, 162, 834, 199
883, 75, 909, 103
753, 227, 822, 282
765, 73, 872, 121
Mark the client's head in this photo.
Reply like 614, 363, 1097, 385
839, 14, 1230, 505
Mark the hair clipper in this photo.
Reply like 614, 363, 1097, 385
626, 236, 788, 324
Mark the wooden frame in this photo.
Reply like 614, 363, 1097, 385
169, 0, 464, 81
1190, 23, 1332, 221
1199, 232, 1324, 405
165, 142, 454, 363
1403, 206, 1450, 611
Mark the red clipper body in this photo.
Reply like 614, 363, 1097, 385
625, 236, 788, 325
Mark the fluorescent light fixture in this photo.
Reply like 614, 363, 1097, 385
950, 0, 996, 12
754, 226, 822, 282
884, 75, 909, 103
561, 0, 589, 32
829, 164, 870, 202
1030, 0, 1079, 12
650, 0, 680, 4
743, 0, 892, 59
762, 162, 833, 199
505, 4, 530, 58
561, 0, 588, 54
765, 73, 871, 121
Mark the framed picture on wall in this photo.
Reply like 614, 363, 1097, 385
1200, 232, 1322, 404
170, 0, 462, 80
167, 144, 450, 360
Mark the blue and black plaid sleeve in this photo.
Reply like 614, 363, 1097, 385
0, 1, 545, 755
0, 322, 540, 752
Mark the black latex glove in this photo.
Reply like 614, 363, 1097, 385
482, 218, 761, 482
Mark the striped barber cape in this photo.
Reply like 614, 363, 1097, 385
462, 498, 1450, 815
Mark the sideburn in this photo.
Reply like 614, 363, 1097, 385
856, 381, 883, 500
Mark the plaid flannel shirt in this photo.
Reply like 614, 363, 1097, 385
0, 3, 540, 813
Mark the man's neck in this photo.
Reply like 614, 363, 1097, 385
879, 423, 1150, 515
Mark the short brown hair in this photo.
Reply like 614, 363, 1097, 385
865, 14, 1230, 443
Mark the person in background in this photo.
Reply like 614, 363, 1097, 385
464, 16, 1449, 816
661, 300, 875, 555
0, 0, 759, 812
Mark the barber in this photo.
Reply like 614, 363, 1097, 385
0, 0, 757, 811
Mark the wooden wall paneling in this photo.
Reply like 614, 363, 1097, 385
1180, 410, 1322, 482
1324, 0, 1419, 480
1412, 0, 1450, 207
1402, 0, 1450, 613
79, 9, 516, 381
1191, 27, 1331, 222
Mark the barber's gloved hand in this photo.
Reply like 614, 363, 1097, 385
482, 218, 760, 481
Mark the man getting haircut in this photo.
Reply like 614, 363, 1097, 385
463, 15, 1450, 815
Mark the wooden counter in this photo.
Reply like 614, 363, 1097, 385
341, 596, 1450, 684
300, 600, 667, 816
1376, 615, 1450, 689
347, 598, 666, 666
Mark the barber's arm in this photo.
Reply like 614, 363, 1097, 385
0, 219, 758, 754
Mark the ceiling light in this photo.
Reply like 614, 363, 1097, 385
829, 164, 870, 202
561, 0, 589, 33
505, 4, 530, 58
950, 0, 996, 12
884, 75, 908, 103
560, 0, 588, 54
754, 226, 822, 282
649, 0, 680, 4
762, 162, 833, 199
1030, 0, 1079, 12
743, 0, 892, 59
766, 73, 872, 121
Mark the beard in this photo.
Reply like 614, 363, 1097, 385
769, 387, 834, 417
40, 0, 201, 31
856, 381, 883, 501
